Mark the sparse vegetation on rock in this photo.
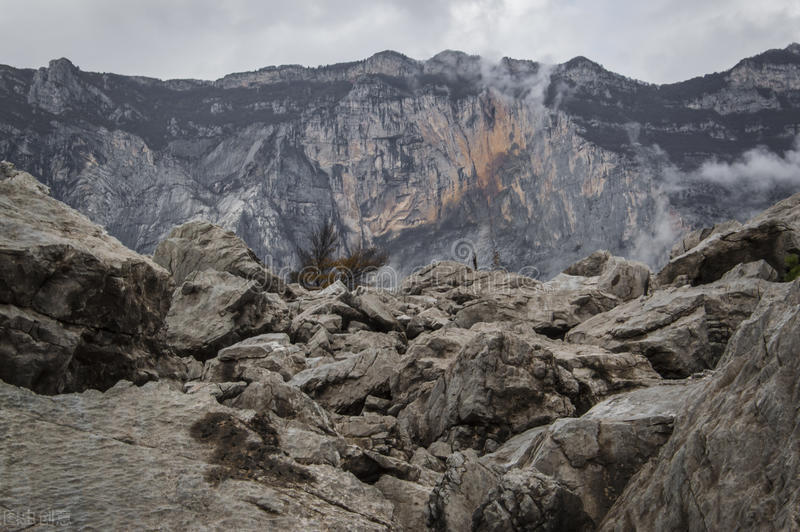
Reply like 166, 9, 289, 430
294, 218, 389, 289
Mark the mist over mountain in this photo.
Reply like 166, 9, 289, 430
1, 43, 799, 279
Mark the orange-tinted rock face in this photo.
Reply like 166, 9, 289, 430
3, 45, 800, 278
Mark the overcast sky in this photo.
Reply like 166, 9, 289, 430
2, 0, 799, 84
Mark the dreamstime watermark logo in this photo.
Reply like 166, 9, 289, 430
248, 239, 548, 294
450, 238, 477, 263
2, 508, 71, 527
248, 255, 399, 292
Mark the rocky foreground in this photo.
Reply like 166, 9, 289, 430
1, 160, 799, 531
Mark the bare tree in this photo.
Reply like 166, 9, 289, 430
294, 219, 389, 289
336, 245, 389, 289
295, 218, 339, 288
297, 218, 339, 269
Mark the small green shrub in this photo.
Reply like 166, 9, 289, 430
784, 253, 800, 282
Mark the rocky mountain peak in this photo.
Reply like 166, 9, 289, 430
46, 57, 79, 74
27, 56, 113, 114
362, 49, 420, 77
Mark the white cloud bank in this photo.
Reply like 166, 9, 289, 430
631, 136, 800, 268
694, 136, 800, 190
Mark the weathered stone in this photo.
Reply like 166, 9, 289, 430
428, 441, 453, 459
472, 469, 594, 532
184, 380, 249, 402
331, 330, 406, 355
669, 220, 743, 259
658, 192, 800, 286
363, 394, 392, 414
563, 250, 652, 300
153, 220, 286, 293
353, 293, 402, 332
391, 327, 479, 409
0, 163, 183, 394
406, 306, 451, 339
290, 296, 364, 342
410, 446, 446, 473
375, 475, 433, 532
451, 272, 620, 339
515, 383, 694, 525
402, 258, 648, 340
719, 259, 779, 282
336, 414, 407, 456
427, 450, 502, 531
290, 348, 400, 415
341, 447, 424, 485
601, 281, 800, 531
0, 379, 394, 530
218, 332, 292, 359
165, 270, 290, 360
399, 262, 476, 296
203, 335, 306, 383
305, 326, 333, 357
545, 340, 662, 413
566, 277, 772, 378
399, 327, 575, 449
227, 373, 336, 435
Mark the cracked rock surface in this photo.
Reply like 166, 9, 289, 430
1, 163, 799, 530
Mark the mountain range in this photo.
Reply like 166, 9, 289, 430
1, 43, 799, 278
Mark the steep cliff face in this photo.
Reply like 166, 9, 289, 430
1, 45, 799, 278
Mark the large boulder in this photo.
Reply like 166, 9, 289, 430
226, 372, 337, 436
153, 220, 285, 293
165, 270, 290, 360
427, 450, 502, 531
399, 327, 576, 450
290, 294, 364, 343
398, 322, 661, 452
290, 347, 401, 415
668, 220, 742, 260
601, 280, 800, 531
540, 336, 662, 414
658, 192, 800, 286
0, 162, 182, 394
375, 475, 434, 531
399, 261, 477, 296
471, 469, 594, 532
565, 276, 772, 378
0, 379, 396, 530
201, 333, 306, 382
494, 382, 696, 527
562, 250, 652, 301
390, 327, 480, 411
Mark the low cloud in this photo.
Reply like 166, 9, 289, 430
693, 136, 800, 190
630, 135, 800, 269
478, 57, 553, 112
630, 191, 683, 269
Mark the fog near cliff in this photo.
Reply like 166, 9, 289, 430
693, 136, 800, 190
631, 135, 800, 268
479, 57, 553, 112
